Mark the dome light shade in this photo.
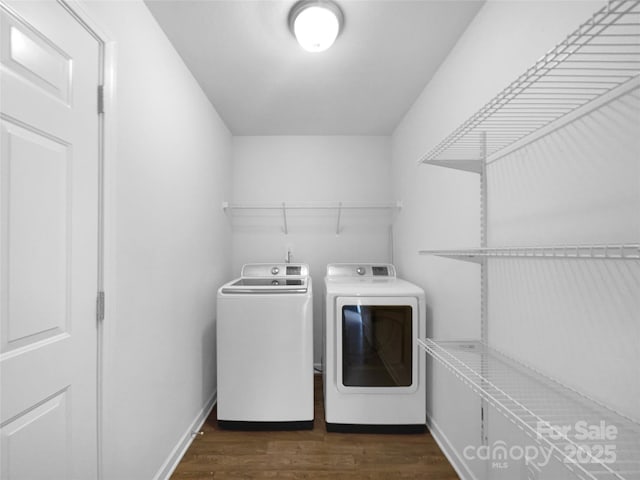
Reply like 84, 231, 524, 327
289, 0, 344, 53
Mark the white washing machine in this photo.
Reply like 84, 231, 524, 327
323, 263, 426, 433
217, 263, 313, 430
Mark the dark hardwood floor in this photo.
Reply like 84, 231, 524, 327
171, 376, 459, 479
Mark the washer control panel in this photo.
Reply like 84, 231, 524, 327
241, 263, 309, 278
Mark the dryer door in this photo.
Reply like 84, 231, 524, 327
336, 296, 418, 394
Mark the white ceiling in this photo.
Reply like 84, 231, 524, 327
145, 0, 483, 135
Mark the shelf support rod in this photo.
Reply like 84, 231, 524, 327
282, 202, 288, 235
480, 130, 488, 344
336, 202, 343, 235
480, 130, 489, 449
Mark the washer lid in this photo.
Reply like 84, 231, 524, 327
221, 276, 309, 294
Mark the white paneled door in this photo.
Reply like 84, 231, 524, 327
0, 1, 100, 479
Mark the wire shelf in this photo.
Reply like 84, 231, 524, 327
419, 0, 640, 165
419, 339, 640, 480
222, 201, 401, 235
418, 244, 640, 263
222, 201, 401, 211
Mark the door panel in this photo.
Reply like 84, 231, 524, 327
0, 12, 71, 103
0, 1, 100, 478
3, 389, 69, 480
2, 120, 70, 350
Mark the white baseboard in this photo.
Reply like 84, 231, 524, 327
427, 414, 479, 480
153, 390, 217, 480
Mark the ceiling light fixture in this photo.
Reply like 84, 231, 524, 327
288, 0, 344, 53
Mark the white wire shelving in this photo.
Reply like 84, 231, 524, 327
419, 0, 640, 168
418, 339, 640, 480
222, 201, 401, 235
418, 244, 640, 263
415, 2, 640, 478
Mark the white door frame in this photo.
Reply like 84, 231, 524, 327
55, 2, 116, 478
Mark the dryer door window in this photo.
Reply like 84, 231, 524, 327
342, 305, 413, 387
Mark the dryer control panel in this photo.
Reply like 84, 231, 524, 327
326, 264, 396, 278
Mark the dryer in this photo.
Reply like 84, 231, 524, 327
217, 263, 313, 430
323, 263, 426, 433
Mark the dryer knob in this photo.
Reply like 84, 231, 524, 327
271, 266, 280, 275
356, 267, 365, 276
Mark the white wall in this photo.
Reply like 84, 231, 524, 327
81, 2, 232, 479
391, 1, 620, 478
231, 136, 392, 364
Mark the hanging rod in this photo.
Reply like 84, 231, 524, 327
418, 244, 640, 263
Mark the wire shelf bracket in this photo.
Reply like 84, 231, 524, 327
421, 159, 482, 174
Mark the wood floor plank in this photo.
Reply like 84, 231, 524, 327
266, 440, 365, 456
171, 376, 459, 479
